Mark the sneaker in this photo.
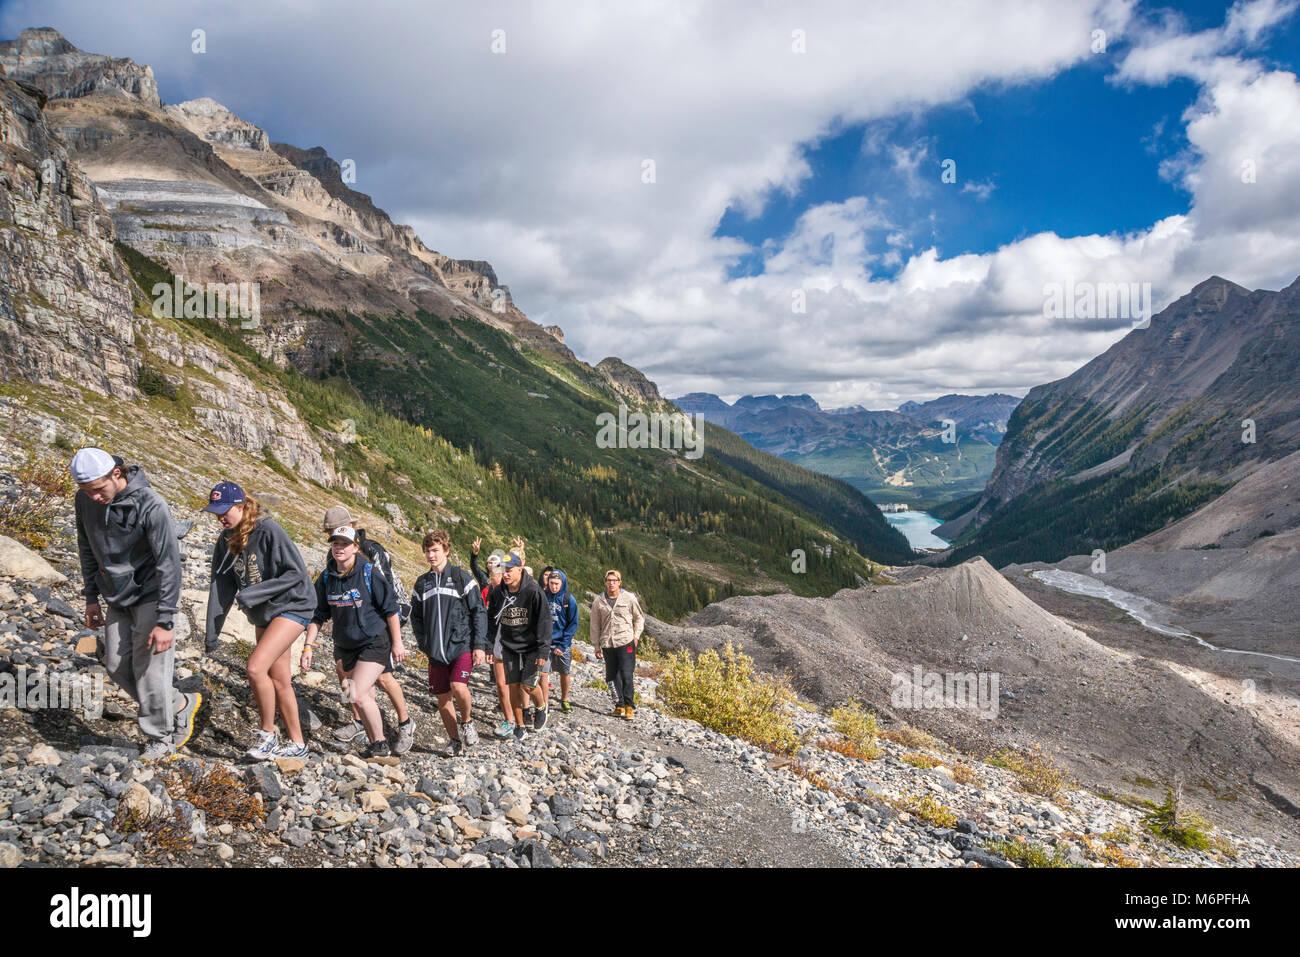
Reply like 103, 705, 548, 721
361, 740, 391, 759
172, 691, 202, 750
447, 738, 464, 757
140, 737, 177, 762
394, 717, 416, 755
272, 740, 309, 759
301, 703, 322, 733
560, 700, 572, 714
494, 720, 515, 739
460, 720, 479, 747
513, 725, 527, 742
332, 718, 366, 743
246, 729, 279, 761
532, 707, 549, 732
522, 707, 534, 728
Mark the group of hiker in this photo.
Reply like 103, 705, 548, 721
68, 447, 646, 763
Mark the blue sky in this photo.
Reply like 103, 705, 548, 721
718, 0, 1299, 285
6, 0, 1300, 407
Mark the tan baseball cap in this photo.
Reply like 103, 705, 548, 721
322, 505, 354, 530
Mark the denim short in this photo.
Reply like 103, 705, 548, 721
277, 613, 311, 628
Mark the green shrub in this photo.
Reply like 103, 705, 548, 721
879, 723, 940, 751
138, 364, 179, 400
893, 792, 958, 828
1142, 786, 1213, 850
989, 746, 1071, 799
829, 698, 880, 754
986, 837, 1073, 868
902, 752, 941, 769
0, 457, 74, 548
656, 642, 799, 753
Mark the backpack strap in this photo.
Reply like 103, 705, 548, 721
363, 562, 373, 596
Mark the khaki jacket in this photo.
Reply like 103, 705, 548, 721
589, 589, 645, 649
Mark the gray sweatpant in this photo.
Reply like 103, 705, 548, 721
101, 601, 176, 742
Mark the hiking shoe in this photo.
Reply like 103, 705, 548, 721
140, 737, 177, 762
460, 720, 479, 747
532, 707, 549, 732
447, 738, 464, 758
612, 705, 625, 718
394, 717, 416, 755
272, 740, 309, 759
560, 699, 572, 714
623, 706, 635, 722
522, 707, 534, 729
301, 705, 322, 733
172, 691, 202, 750
494, 720, 515, 739
332, 718, 366, 743
361, 740, 391, 759
513, 725, 527, 742
246, 729, 279, 761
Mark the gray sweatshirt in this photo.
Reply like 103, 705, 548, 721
74, 465, 181, 616
205, 517, 316, 651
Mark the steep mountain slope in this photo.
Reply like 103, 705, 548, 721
941, 275, 1300, 565
0, 29, 911, 620
674, 391, 1019, 504
1009, 448, 1300, 655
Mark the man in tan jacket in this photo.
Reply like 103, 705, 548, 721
590, 569, 645, 720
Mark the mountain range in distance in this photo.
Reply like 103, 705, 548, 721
673, 391, 1022, 507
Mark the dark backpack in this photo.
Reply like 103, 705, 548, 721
359, 535, 411, 623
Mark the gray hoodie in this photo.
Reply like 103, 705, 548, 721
205, 517, 316, 651
74, 464, 182, 616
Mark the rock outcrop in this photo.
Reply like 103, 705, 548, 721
0, 27, 160, 107
0, 70, 140, 397
597, 357, 662, 405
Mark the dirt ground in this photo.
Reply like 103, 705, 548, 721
649, 558, 1300, 849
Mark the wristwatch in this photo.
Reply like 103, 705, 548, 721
158, 621, 174, 631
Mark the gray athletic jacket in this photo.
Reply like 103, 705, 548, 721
74, 465, 181, 616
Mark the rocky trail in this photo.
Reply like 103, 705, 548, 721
0, 461, 1296, 869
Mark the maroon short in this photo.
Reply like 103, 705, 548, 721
428, 652, 474, 695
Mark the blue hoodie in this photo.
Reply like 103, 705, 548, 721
545, 570, 579, 652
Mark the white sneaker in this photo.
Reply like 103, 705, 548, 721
394, 717, 416, 755
460, 719, 479, 748
332, 718, 366, 743
246, 729, 279, 761
140, 737, 177, 762
272, 740, 309, 759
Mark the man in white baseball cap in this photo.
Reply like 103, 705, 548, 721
71, 448, 200, 762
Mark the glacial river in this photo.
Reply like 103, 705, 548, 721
1030, 568, 1300, 665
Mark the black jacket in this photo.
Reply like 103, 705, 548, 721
312, 557, 398, 650
486, 571, 552, 656
356, 529, 411, 622
410, 563, 486, 665
469, 551, 489, 588
205, 518, 316, 651
75, 465, 181, 615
